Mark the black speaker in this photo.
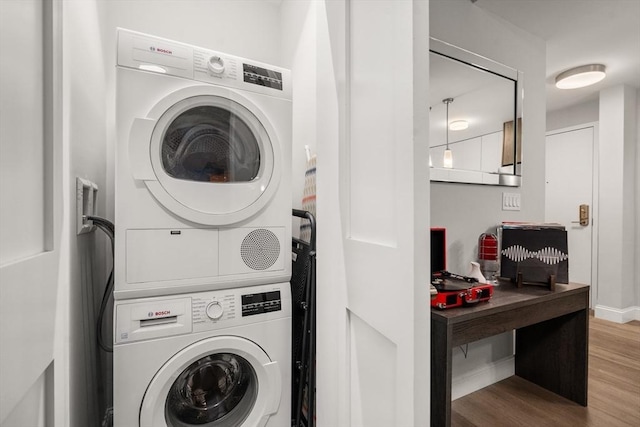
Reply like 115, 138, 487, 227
431, 227, 446, 274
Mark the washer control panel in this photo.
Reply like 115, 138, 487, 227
114, 283, 291, 342
192, 291, 237, 327
241, 290, 282, 316
205, 301, 224, 319
190, 283, 289, 334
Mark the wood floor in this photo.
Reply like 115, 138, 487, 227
451, 317, 640, 426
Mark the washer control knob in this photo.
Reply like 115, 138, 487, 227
206, 301, 224, 320
207, 56, 225, 75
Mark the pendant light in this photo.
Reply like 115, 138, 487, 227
443, 98, 453, 168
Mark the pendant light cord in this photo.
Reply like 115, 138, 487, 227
446, 100, 449, 149
443, 97, 454, 150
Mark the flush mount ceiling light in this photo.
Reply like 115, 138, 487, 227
449, 120, 469, 131
555, 64, 606, 89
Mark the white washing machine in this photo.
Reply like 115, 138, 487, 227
115, 29, 292, 300
113, 282, 291, 427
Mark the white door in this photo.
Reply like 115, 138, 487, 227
316, 1, 430, 426
545, 124, 597, 306
0, 0, 62, 425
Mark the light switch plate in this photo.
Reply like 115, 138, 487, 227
77, 177, 98, 234
502, 192, 521, 211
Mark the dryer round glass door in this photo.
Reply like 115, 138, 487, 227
140, 336, 282, 427
130, 85, 283, 226
161, 105, 262, 184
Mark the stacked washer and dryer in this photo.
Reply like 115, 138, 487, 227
113, 29, 292, 427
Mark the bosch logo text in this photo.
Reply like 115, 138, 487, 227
149, 310, 171, 317
150, 46, 172, 55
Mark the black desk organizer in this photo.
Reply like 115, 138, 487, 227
291, 209, 316, 427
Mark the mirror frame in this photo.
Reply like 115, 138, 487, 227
429, 37, 523, 187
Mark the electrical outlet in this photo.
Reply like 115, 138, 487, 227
502, 192, 521, 211
77, 177, 98, 235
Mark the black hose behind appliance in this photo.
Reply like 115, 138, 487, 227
85, 215, 115, 427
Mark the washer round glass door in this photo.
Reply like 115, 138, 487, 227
165, 353, 257, 426
140, 336, 281, 427
132, 85, 282, 226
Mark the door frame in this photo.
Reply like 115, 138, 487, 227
546, 122, 599, 308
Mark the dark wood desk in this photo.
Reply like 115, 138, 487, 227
431, 282, 589, 427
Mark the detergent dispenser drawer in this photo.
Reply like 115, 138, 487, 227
115, 296, 192, 344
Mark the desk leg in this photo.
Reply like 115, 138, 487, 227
431, 320, 452, 427
515, 308, 589, 405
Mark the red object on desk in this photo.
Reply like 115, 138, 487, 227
478, 233, 498, 260
430, 271, 494, 310
430, 284, 494, 310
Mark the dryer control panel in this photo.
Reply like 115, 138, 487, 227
117, 28, 291, 99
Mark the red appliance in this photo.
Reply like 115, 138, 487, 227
430, 271, 494, 310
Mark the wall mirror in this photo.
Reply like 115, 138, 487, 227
429, 38, 523, 186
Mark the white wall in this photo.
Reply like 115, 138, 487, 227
429, 0, 547, 398
280, 0, 318, 235
61, 2, 110, 426
597, 85, 637, 316
547, 88, 640, 317
547, 99, 599, 132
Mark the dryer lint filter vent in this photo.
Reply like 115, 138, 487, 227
240, 229, 280, 270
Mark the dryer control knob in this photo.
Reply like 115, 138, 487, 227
206, 301, 224, 320
207, 56, 225, 75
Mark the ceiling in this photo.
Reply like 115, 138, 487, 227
474, 0, 640, 112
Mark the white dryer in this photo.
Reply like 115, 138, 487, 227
113, 282, 291, 427
115, 29, 292, 299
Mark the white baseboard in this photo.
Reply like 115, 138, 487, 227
451, 356, 515, 400
594, 305, 640, 323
